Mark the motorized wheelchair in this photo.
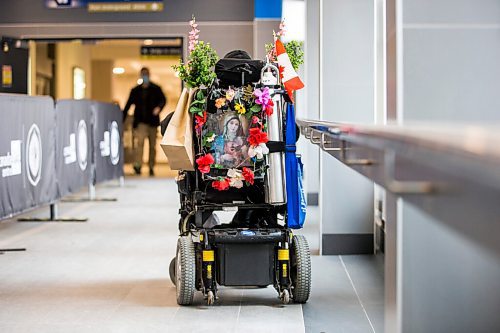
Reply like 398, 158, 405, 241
165, 50, 311, 305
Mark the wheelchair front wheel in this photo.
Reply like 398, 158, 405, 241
175, 236, 196, 305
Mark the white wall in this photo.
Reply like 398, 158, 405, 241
319, 0, 375, 253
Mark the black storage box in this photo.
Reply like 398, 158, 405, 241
216, 242, 275, 286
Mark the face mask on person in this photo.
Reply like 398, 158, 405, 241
142, 75, 150, 84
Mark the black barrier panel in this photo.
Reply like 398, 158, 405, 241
0, 94, 57, 219
55, 100, 93, 197
92, 102, 124, 183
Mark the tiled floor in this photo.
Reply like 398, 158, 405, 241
0, 177, 383, 333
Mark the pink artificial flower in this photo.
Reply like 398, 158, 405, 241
188, 16, 200, 53
276, 20, 286, 38
253, 87, 271, 106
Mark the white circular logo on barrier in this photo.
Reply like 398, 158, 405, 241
110, 121, 120, 165
77, 120, 88, 171
26, 124, 42, 186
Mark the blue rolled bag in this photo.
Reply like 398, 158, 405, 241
285, 104, 307, 229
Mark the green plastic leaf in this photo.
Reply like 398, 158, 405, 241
250, 104, 262, 113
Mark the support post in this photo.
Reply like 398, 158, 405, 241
17, 203, 88, 222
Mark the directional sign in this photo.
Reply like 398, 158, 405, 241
45, 0, 164, 12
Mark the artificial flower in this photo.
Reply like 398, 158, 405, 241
253, 87, 271, 106
215, 97, 226, 109
227, 168, 242, 178
227, 168, 245, 189
212, 178, 230, 191
225, 88, 236, 102
188, 16, 200, 53
276, 19, 286, 38
234, 103, 246, 115
248, 143, 269, 159
229, 177, 244, 189
251, 116, 260, 124
195, 111, 207, 133
206, 133, 216, 142
242, 167, 255, 185
196, 153, 214, 174
265, 105, 274, 116
265, 99, 274, 116
248, 127, 269, 146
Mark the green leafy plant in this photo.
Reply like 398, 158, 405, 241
173, 41, 219, 88
265, 40, 304, 71
189, 89, 206, 114
284, 40, 304, 71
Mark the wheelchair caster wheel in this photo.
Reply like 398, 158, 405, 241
169, 257, 176, 285
207, 290, 215, 306
280, 289, 290, 304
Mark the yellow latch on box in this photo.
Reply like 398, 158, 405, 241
278, 249, 289, 261
203, 250, 214, 262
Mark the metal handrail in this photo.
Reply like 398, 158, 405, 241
297, 118, 500, 194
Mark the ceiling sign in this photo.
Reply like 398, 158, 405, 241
140, 45, 182, 59
45, 0, 163, 12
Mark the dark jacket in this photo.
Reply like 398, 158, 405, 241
123, 82, 166, 128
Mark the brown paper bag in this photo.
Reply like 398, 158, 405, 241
161, 88, 196, 171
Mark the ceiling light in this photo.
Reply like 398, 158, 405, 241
143, 39, 154, 46
113, 67, 125, 74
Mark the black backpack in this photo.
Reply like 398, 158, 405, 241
215, 50, 264, 88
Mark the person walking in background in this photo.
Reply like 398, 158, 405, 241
123, 67, 166, 176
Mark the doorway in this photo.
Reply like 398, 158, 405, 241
30, 37, 183, 176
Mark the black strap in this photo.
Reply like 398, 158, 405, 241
267, 141, 285, 153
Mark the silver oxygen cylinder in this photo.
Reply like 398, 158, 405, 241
261, 64, 286, 205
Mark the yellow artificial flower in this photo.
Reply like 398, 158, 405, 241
234, 103, 246, 114
226, 88, 236, 102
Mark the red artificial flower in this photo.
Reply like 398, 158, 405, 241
265, 105, 273, 116
195, 111, 207, 133
196, 153, 214, 174
242, 167, 254, 185
251, 116, 260, 124
265, 99, 274, 116
212, 178, 230, 191
248, 127, 269, 146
